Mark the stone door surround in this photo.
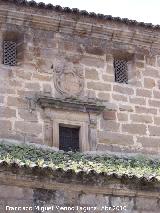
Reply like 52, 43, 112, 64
36, 95, 105, 151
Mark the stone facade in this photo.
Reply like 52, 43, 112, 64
1, 0, 160, 155
1, 1, 160, 212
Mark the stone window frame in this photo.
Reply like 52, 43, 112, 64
113, 52, 135, 84
53, 118, 89, 152
2, 31, 24, 66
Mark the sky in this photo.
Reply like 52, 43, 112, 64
34, 0, 160, 25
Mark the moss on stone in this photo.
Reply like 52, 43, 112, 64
0, 143, 160, 181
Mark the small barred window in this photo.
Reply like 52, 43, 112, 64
3, 41, 17, 66
114, 59, 128, 84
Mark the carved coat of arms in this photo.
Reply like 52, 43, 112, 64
53, 58, 84, 97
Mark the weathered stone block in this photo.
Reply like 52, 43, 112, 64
104, 102, 118, 110
87, 82, 111, 91
110, 196, 134, 211
148, 125, 160, 136
135, 54, 145, 61
85, 68, 99, 80
100, 120, 120, 132
7, 96, 27, 108
103, 110, 116, 120
136, 61, 145, 68
14, 121, 42, 136
117, 112, 128, 121
43, 84, 52, 94
33, 73, 51, 81
79, 194, 109, 206
97, 92, 110, 101
135, 106, 157, 115
85, 46, 105, 56
154, 117, 160, 125
18, 109, 38, 122
137, 136, 160, 149
135, 197, 158, 211
25, 82, 41, 91
98, 131, 134, 145
15, 70, 32, 80
112, 94, 128, 102
106, 64, 114, 74
17, 90, 36, 97
146, 56, 156, 66
24, 136, 43, 144
102, 74, 114, 82
129, 97, 146, 105
0, 120, 12, 133
81, 57, 105, 68
0, 87, 16, 95
130, 114, 153, 124
119, 104, 133, 112
0, 107, 16, 118
136, 88, 152, 97
113, 85, 134, 95
122, 124, 146, 135
97, 143, 128, 153
9, 79, 23, 88
106, 54, 113, 63
144, 67, 160, 78
0, 185, 32, 200
148, 99, 160, 108
144, 78, 155, 89
87, 90, 96, 99
153, 90, 160, 99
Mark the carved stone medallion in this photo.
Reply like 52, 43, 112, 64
53, 59, 84, 97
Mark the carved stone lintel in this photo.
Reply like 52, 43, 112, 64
36, 96, 105, 115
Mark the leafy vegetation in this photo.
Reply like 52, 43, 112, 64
0, 143, 160, 181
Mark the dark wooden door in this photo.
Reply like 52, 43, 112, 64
59, 126, 80, 152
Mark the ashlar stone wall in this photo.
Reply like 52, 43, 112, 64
0, 168, 160, 213
1, 184, 159, 213
0, 0, 160, 155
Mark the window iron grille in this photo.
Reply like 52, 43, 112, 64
3, 41, 17, 66
59, 126, 80, 152
114, 59, 128, 84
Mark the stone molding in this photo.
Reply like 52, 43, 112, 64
0, 5, 160, 50
1, 0, 159, 31
36, 96, 105, 114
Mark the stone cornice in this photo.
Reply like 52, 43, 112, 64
0, 3, 160, 50
36, 96, 105, 114
1, 0, 160, 30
